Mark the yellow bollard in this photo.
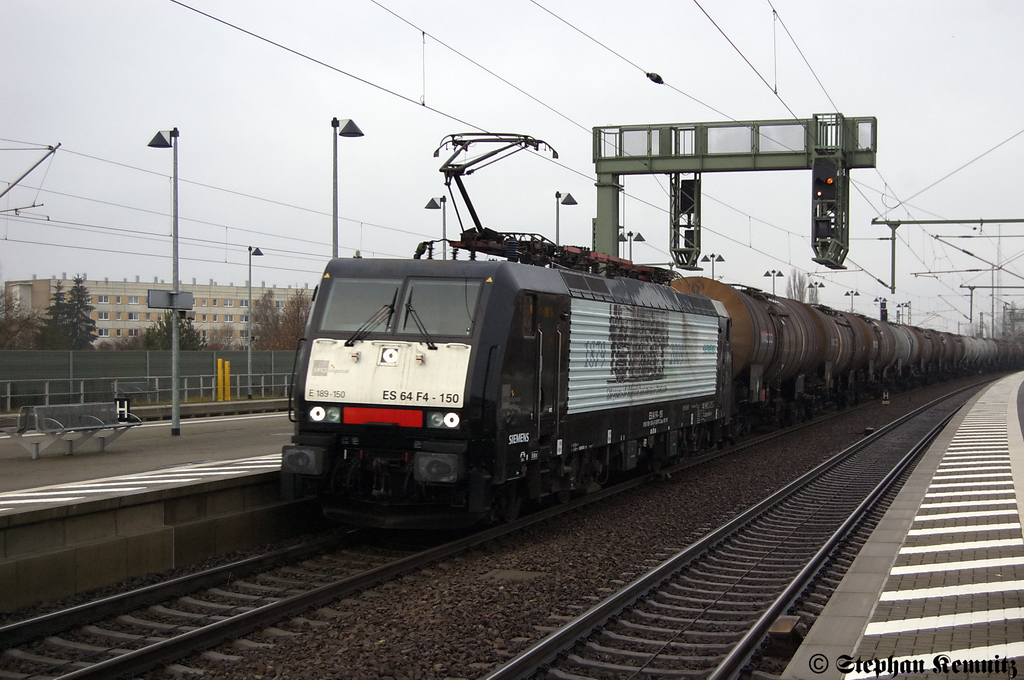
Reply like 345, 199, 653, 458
216, 358, 224, 402
224, 360, 231, 401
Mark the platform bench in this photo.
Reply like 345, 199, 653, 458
0, 402, 142, 459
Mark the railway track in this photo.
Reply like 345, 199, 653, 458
481, 386, 975, 680
0, 380, 988, 679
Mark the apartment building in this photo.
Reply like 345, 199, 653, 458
5, 274, 312, 344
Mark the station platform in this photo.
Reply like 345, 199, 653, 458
0, 412, 317, 612
0, 412, 290, 515
784, 372, 1024, 679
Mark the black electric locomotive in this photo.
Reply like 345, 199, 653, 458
282, 257, 733, 528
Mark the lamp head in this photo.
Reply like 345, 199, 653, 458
147, 129, 178, 148
334, 118, 364, 137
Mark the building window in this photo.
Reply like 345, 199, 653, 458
212, 315, 218, 322
128, 329, 140, 337
128, 312, 140, 321
213, 299, 219, 306
128, 296, 139, 305
97, 295, 109, 304
116, 312, 122, 321
201, 330, 208, 339
224, 299, 234, 307
115, 296, 122, 304
276, 300, 284, 308
97, 329, 110, 337
146, 313, 152, 321
240, 314, 249, 323
224, 314, 234, 322
240, 300, 249, 308
97, 312, 110, 321
240, 330, 249, 339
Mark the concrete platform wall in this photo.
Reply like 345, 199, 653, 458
0, 474, 328, 612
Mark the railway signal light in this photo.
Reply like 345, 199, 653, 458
812, 159, 838, 201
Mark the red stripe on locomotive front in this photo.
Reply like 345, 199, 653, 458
343, 407, 423, 427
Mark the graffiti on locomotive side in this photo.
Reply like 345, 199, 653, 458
583, 340, 608, 368
609, 304, 680, 383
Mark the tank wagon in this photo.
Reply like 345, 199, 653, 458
282, 257, 732, 528
673, 276, 1020, 435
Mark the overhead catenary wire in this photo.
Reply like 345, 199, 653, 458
691, 0, 799, 120
6, 3, 1015, 331
526, 0, 734, 120
0, 4, 888, 306
166, 0, 486, 133
370, 0, 591, 134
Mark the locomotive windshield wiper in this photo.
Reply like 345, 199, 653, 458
344, 304, 394, 346
404, 298, 438, 350
345, 293, 398, 346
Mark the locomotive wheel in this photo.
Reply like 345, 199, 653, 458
494, 485, 523, 523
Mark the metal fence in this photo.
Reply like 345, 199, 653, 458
0, 350, 298, 411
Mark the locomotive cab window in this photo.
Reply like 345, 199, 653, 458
398, 278, 482, 337
319, 278, 402, 332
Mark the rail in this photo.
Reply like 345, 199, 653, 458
481, 385, 974, 680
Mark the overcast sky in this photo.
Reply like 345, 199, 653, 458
3, 1, 1023, 333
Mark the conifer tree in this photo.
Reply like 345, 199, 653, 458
37, 277, 96, 349
143, 311, 206, 350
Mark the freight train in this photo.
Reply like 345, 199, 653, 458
281, 236, 1022, 529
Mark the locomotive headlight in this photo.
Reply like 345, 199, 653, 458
414, 452, 463, 483
325, 406, 341, 423
427, 411, 460, 428
282, 445, 325, 475
309, 406, 326, 422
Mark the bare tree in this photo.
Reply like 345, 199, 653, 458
252, 290, 282, 350
786, 270, 808, 302
279, 291, 311, 349
96, 334, 145, 350
253, 290, 311, 350
0, 288, 41, 349
204, 327, 243, 351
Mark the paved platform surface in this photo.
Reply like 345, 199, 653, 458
0, 412, 291, 516
784, 372, 1024, 680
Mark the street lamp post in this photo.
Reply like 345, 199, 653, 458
763, 269, 783, 296
618, 231, 645, 261
424, 196, 447, 259
148, 127, 181, 436
247, 246, 264, 399
554, 191, 577, 245
845, 290, 860, 311
332, 117, 364, 258
700, 253, 725, 280
808, 280, 825, 303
